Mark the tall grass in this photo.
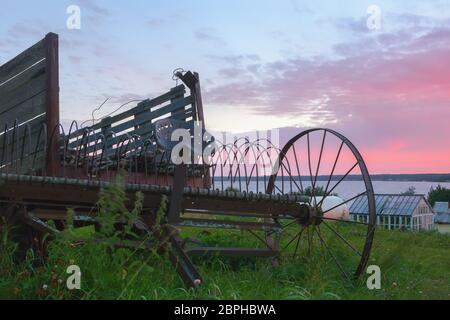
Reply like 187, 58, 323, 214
0, 178, 448, 300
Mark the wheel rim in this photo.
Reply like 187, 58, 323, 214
266, 128, 376, 279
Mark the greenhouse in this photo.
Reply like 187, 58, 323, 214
349, 194, 434, 231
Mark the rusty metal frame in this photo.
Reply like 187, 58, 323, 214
44, 33, 60, 176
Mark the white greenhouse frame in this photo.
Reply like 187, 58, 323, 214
351, 213, 435, 231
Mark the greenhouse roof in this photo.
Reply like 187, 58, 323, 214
349, 194, 427, 216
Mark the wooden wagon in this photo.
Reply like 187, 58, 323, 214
0, 33, 376, 287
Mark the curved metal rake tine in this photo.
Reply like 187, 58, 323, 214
245, 141, 280, 194
56, 124, 67, 176
11, 119, 19, 174
31, 123, 47, 176
0, 123, 8, 173
116, 133, 132, 172
93, 133, 107, 177
47, 123, 65, 176
20, 123, 33, 174
131, 134, 141, 183
74, 128, 91, 170
142, 138, 155, 177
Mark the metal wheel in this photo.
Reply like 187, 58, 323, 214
266, 128, 376, 279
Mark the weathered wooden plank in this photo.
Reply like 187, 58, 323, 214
134, 85, 185, 130
0, 91, 46, 127
0, 38, 46, 86
68, 95, 193, 149
108, 96, 193, 136
78, 109, 197, 159
0, 72, 47, 120
72, 124, 155, 157
68, 85, 186, 138
75, 107, 195, 159
0, 59, 45, 96
170, 109, 194, 121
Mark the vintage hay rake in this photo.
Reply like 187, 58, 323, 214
0, 33, 376, 287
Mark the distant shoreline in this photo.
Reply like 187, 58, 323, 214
213, 174, 450, 183
364, 174, 450, 183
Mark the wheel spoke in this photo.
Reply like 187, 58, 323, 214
292, 227, 305, 258
321, 191, 368, 215
282, 230, 301, 251
315, 226, 351, 282
280, 219, 298, 230
292, 144, 304, 193
313, 130, 326, 193
322, 220, 362, 257
280, 161, 303, 194
317, 161, 359, 208
266, 218, 297, 236
306, 133, 316, 207
274, 183, 283, 194
323, 141, 344, 201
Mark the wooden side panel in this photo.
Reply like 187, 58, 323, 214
0, 38, 45, 85
0, 72, 47, 125
67, 85, 194, 157
0, 49, 47, 125
0, 33, 59, 175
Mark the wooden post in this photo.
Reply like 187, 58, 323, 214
44, 33, 60, 176
193, 72, 205, 127
176, 71, 211, 189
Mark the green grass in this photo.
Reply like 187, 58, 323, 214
0, 221, 448, 300
0, 180, 448, 300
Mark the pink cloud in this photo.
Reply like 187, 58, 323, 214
204, 25, 450, 173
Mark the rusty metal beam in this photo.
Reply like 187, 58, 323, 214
20, 211, 60, 236
0, 174, 308, 218
167, 164, 187, 224
166, 233, 203, 288
179, 217, 277, 231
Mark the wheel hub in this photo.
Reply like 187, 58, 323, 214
308, 205, 323, 226
295, 203, 323, 226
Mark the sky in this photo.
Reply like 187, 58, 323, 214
0, 0, 449, 174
